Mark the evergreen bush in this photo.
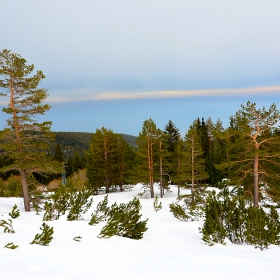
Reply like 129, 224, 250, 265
98, 197, 148, 240
73, 236, 82, 242
199, 188, 280, 250
30, 223, 54, 246
29, 189, 47, 214
199, 192, 227, 246
0, 219, 15, 233
244, 205, 280, 250
177, 187, 209, 221
9, 204, 20, 219
43, 181, 94, 221
200, 189, 247, 246
153, 196, 162, 212
169, 203, 189, 221
4, 242, 18, 249
89, 195, 109, 225
67, 189, 93, 221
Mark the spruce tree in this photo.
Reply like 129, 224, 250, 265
163, 120, 181, 193
171, 137, 186, 196
164, 120, 180, 153
54, 143, 64, 162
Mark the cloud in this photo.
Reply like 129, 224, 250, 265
45, 86, 280, 103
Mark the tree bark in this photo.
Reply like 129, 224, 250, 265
191, 137, 195, 207
148, 138, 154, 198
253, 152, 259, 207
105, 176, 109, 193
20, 170, 30, 212
159, 140, 163, 198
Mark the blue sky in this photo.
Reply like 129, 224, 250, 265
1, 1, 280, 135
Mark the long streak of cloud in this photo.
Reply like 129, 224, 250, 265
0, 86, 279, 105
45, 86, 280, 103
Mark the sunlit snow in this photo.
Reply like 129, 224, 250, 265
0, 184, 279, 280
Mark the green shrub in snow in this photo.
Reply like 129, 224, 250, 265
153, 196, 162, 212
0, 218, 15, 233
199, 187, 280, 250
67, 189, 93, 221
9, 204, 20, 219
4, 242, 18, 249
98, 197, 148, 240
244, 205, 280, 251
169, 203, 189, 222
30, 222, 54, 246
73, 236, 82, 242
89, 195, 109, 225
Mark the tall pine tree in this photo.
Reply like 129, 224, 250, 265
0, 49, 60, 211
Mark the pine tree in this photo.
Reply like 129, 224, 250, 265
0, 49, 61, 211
115, 135, 135, 192
86, 127, 119, 194
135, 119, 161, 198
216, 101, 280, 206
184, 125, 208, 206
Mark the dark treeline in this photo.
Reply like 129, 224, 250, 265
82, 101, 280, 208
1, 101, 280, 209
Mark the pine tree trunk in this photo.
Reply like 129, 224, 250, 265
253, 153, 259, 207
148, 138, 154, 198
191, 141, 195, 207
105, 176, 109, 193
150, 177, 154, 198
120, 178, 124, 192
20, 170, 30, 212
160, 154, 163, 198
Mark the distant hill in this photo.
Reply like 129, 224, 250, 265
53, 132, 137, 158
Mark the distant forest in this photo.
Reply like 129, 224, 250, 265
54, 132, 137, 158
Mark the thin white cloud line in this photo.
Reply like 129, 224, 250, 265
45, 85, 280, 103
0, 86, 279, 105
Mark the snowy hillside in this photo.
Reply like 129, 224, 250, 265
0, 184, 279, 280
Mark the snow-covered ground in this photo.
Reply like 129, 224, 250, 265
0, 184, 279, 280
